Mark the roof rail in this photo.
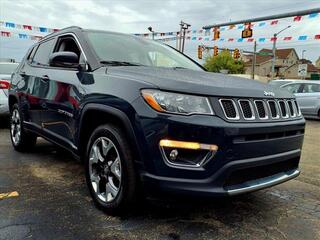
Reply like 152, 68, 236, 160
40, 26, 82, 40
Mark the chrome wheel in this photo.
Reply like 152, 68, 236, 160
11, 109, 21, 145
89, 137, 122, 203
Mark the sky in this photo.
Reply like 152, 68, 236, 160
0, 0, 320, 63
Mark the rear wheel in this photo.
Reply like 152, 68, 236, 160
85, 124, 139, 215
10, 104, 37, 152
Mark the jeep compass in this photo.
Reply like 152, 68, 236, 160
8, 27, 305, 213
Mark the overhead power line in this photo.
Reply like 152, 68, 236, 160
203, 8, 320, 29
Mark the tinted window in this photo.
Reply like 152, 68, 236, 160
32, 39, 55, 66
303, 84, 320, 93
282, 83, 302, 93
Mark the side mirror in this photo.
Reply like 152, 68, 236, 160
49, 51, 79, 68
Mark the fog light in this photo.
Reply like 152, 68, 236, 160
169, 149, 178, 161
159, 139, 218, 168
159, 139, 218, 151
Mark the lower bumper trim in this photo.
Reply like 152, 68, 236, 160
226, 169, 300, 195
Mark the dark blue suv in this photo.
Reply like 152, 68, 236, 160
9, 27, 305, 214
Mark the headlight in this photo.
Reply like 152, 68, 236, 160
141, 89, 214, 115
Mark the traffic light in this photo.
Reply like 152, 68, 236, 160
197, 45, 202, 59
213, 46, 219, 56
213, 27, 220, 40
233, 48, 240, 59
213, 30, 220, 40
242, 22, 253, 38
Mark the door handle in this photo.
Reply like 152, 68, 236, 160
20, 71, 26, 77
41, 75, 49, 81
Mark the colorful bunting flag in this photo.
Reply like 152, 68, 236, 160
283, 36, 292, 41
309, 13, 318, 18
298, 35, 307, 40
258, 22, 266, 27
293, 16, 302, 21
270, 20, 278, 25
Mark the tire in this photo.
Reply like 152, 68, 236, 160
10, 104, 37, 152
85, 124, 139, 215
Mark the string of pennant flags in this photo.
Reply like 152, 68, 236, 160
1, 11, 319, 42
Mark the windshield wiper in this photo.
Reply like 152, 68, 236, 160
100, 60, 143, 66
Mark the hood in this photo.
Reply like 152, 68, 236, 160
106, 66, 293, 98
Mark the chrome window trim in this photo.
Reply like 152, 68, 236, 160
254, 100, 269, 120
267, 100, 280, 119
278, 100, 289, 118
219, 99, 240, 120
238, 99, 255, 120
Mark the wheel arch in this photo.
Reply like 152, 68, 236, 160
77, 103, 143, 164
8, 94, 18, 113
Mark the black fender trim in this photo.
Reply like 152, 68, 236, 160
77, 103, 144, 164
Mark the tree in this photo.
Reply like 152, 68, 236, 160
203, 50, 245, 74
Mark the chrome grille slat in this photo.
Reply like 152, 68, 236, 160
267, 100, 280, 119
219, 98, 301, 121
238, 100, 255, 120
254, 100, 268, 119
219, 99, 240, 120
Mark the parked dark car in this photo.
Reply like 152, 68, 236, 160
9, 27, 305, 214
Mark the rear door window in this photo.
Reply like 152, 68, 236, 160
282, 83, 303, 94
303, 84, 320, 93
32, 39, 55, 66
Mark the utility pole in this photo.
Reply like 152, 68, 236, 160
271, 33, 277, 80
179, 21, 183, 51
302, 49, 306, 60
252, 41, 257, 80
178, 21, 191, 52
271, 25, 291, 79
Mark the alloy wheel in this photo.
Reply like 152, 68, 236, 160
11, 109, 21, 145
89, 137, 122, 203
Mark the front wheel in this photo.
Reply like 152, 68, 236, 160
10, 104, 37, 152
85, 124, 139, 215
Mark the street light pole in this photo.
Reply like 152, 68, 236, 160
271, 25, 291, 80
302, 50, 306, 60
147, 26, 155, 40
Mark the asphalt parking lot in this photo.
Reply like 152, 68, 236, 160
0, 120, 319, 240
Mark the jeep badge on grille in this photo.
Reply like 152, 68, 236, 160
264, 91, 275, 97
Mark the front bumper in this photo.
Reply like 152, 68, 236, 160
132, 98, 305, 196
142, 150, 300, 196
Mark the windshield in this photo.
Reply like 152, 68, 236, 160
0, 63, 19, 75
86, 31, 203, 71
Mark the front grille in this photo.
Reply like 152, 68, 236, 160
219, 99, 238, 119
239, 100, 254, 119
254, 100, 267, 119
268, 101, 279, 118
224, 157, 299, 188
219, 98, 301, 122
294, 100, 301, 116
278, 101, 288, 118
287, 101, 295, 117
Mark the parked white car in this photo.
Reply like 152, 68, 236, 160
281, 80, 320, 119
0, 62, 19, 116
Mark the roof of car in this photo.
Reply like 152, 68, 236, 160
38, 26, 133, 43
282, 80, 320, 85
